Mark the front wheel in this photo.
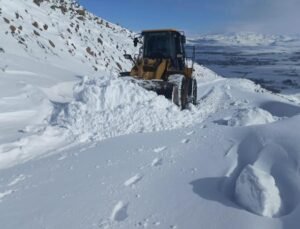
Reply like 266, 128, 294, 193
168, 74, 188, 110
191, 78, 197, 105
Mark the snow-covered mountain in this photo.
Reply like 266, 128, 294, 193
0, 0, 138, 163
1, 1, 300, 229
189, 32, 300, 46
188, 32, 300, 94
0, 0, 134, 74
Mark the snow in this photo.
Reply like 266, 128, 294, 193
0, 190, 14, 201
52, 74, 192, 142
189, 32, 299, 46
124, 174, 143, 187
1, 0, 300, 229
188, 32, 300, 95
235, 165, 281, 217
110, 201, 129, 222
216, 107, 276, 127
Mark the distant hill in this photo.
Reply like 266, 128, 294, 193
189, 32, 300, 46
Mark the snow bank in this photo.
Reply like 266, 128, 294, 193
52, 75, 195, 141
225, 108, 276, 127
235, 165, 281, 217
49, 66, 281, 142
193, 64, 220, 82
0, 126, 70, 169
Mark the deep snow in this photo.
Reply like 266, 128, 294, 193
235, 164, 281, 218
1, 0, 300, 229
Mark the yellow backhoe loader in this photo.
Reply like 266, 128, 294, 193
120, 29, 197, 109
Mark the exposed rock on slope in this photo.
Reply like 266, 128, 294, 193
0, 0, 135, 73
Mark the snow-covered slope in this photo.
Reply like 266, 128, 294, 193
0, 0, 135, 73
1, 1, 300, 229
189, 32, 300, 46
0, 0, 135, 163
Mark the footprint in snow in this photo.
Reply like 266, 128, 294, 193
0, 190, 14, 202
57, 154, 67, 161
186, 130, 195, 136
153, 146, 167, 153
124, 174, 143, 187
110, 201, 129, 222
7, 174, 27, 187
181, 138, 190, 144
151, 158, 163, 167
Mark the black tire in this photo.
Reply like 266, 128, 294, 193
119, 71, 131, 77
187, 78, 192, 96
180, 77, 188, 110
192, 78, 197, 105
169, 75, 188, 110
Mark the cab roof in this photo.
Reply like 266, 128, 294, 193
141, 29, 184, 36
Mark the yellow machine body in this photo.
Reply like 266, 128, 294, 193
129, 58, 193, 81
121, 29, 197, 109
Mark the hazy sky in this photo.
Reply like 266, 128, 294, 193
78, 0, 300, 35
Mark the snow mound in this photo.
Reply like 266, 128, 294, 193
51, 75, 195, 141
235, 165, 281, 218
217, 107, 276, 127
193, 64, 220, 82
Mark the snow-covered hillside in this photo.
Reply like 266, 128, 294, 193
0, 0, 135, 164
1, 1, 300, 229
0, 0, 135, 73
189, 32, 300, 46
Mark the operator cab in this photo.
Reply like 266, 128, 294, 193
135, 29, 186, 70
